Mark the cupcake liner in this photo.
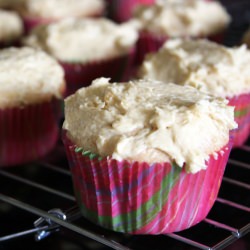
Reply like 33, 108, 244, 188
61, 48, 135, 96
63, 131, 232, 234
0, 100, 61, 167
228, 93, 250, 147
134, 32, 168, 66
22, 16, 55, 34
107, 0, 155, 23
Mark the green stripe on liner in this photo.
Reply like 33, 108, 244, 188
234, 105, 250, 118
75, 147, 103, 160
76, 163, 182, 232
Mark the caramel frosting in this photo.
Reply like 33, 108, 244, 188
138, 39, 250, 98
0, 47, 65, 108
0, 0, 105, 19
63, 78, 236, 173
0, 10, 23, 42
23, 18, 139, 63
133, 0, 231, 36
23, 0, 105, 18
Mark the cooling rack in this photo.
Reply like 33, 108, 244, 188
0, 138, 249, 250
0, 1, 250, 249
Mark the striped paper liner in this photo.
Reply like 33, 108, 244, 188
134, 31, 226, 67
63, 132, 232, 234
60, 48, 135, 97
0, 100, 61, 167
228, 93, 250, 147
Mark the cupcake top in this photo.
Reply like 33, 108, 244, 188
0, 10, 23, 43
133, 0, 230, 37
63, 77, 236, 173
242, 27, 250, 48
23, 18, 139, 63
0, 0, 105, 19
0, 47, 65, 108
138, 39, 250, 98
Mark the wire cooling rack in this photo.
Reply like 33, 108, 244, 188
0, 1, 250, 249
0, 139, 249, 250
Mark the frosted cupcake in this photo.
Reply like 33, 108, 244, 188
62, 77, 236, 234
138, 39, 250, 147
0, 10, 23, 47
0, 47, 65, 167
0, 0, 106, 33
133, 0, 231, 64
23, 17, 139, 96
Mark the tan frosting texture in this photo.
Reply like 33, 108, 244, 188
133, 0, 231, 36
0, 47, 65, 108
22, 0, 105, 18
23, 18, 139, 63
0, 0, 105, 18
0, 10, 23, 42
138, 39, 250, 98
63, 78, 237, 173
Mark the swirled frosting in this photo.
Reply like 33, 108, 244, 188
0, 10, 23, 42
23, 18, 139, 62
133, 0, 230, 36
0, 47, 65, 108
63, 77, 237, 173
0, 0, 105, 19
138, 39, 250, 98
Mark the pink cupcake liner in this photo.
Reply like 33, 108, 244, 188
135, 31, 226, 67
22, 16, 55, 34
106, 0, 155, 23
61, 48, 136, 97
0, 100, 61, 167
228, 93, 250, 147
63, 131, 232, 234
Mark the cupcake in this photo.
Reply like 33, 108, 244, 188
62, 77, 236, 234
0, 9, 23, 47
0, 47, 65, 167
0, 0, 106, 33
132, 0, 231, 64
138, 38, 250, 147
23, 17, 139, 96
